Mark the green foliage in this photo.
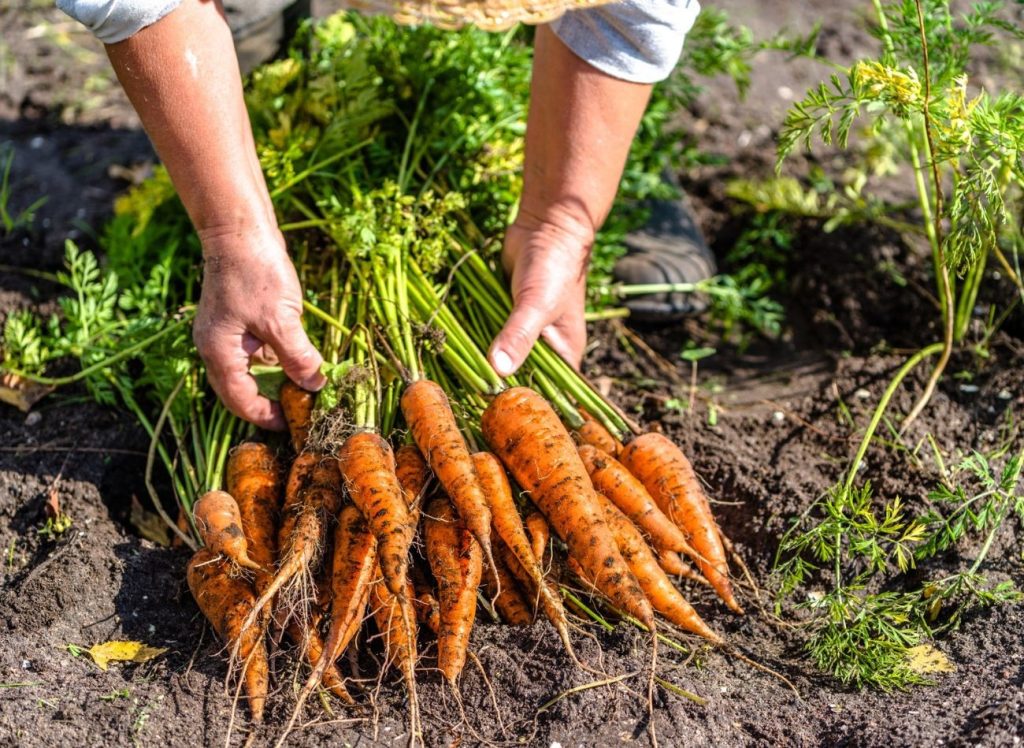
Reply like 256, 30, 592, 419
775, 445, 1024, 690
776, 0, 1024, 305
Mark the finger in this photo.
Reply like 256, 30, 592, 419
488, 298, 550, 378
207, 358, 287, 431
540, 318, 586, 371
260, 314, 326, 391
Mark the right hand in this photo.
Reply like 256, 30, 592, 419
193, 225, 325, 430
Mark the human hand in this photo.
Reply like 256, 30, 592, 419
193, 226, 325, 430
487, 210, 592, 377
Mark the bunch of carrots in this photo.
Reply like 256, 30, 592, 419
182, 214, 747, 738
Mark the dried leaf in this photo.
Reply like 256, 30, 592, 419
129, 496, 172, 547
905, 644, 955, 674
0, 373, 54, 412
87, 641, 167, 671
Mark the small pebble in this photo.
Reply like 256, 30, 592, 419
25, 411, 42, 427
737, 130, 752, 148
778, 85, 793, 100
959, 383, 980, 394
771, 411, 785, 425
997, 389, 1012, 400
30, 136, 44, 149
148, 625, 155, 635
854, 388, 871, 400
550, 742, 562, 748
21, 659, 31, 670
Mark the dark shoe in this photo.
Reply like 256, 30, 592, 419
612, 184, 716, 322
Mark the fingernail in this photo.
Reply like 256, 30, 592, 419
493, 349, 514, 377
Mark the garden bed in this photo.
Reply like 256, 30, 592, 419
1, 1, 1022, 745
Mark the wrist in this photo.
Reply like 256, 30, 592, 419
199, 222, 286, 272
511, 204, 596, 247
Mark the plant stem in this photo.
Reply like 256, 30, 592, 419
902, 0, 955, 432
844, 342, 944, 493
2, 316, 191, 386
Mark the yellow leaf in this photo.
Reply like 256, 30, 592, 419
87, 641, 168, 671
129, 496, 172, 547
905, 644, 955, 675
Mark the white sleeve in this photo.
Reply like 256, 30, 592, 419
56, 0, 182, 44
550, 0, 701, 84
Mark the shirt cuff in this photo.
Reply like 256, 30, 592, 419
550, 0, 701, 84
56, 0, 183, 44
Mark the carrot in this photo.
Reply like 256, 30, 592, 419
187, 548, 269, 722
301, 505, 376, 704
524, 511, 550, 570
226, 442, 282, 597
596, 492, 722, 643
401, 379, 495, 574
241, 453, 341, 635
410, 562, 440, 635
192, 490, 262, 571
280, 380, 315, 453
473, 452, 575, 651
369, 565, 420, 740
481, 387, 654, 631
337, 431, 413, 600
424, 496, 483, 683
620, 432, 742, 614
285, 614, 353, 703
576, 409, 623, 456
578, 445, 695, 556
484, 544, 534, 625
656, 548, 710, 587
395, 443, 430, 525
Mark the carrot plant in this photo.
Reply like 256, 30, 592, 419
771, 0, 1024, 690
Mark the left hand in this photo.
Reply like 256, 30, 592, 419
488, 209, 592, 377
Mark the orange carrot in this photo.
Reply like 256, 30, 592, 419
302, 505, 377, 702
656, 548, 710, 587
401, 380, 495, 573
280, 380, 315, 453
576, 409, 623, 456
410, 563, 441, 635
596, 492, 722, 642
424, 496, 483, 683
473, 452, 574, 651
481, 387, 654, 631
578, 445, 695, 556
241, 454, 341, 635
369, 565, 420, 739
620, 432, 742, 614
192, 490, 262, 571
395, 443, 430, 525
187, 548, 269, 722
226, 442, 282, 597
285, 614, 353, 703
337, 431, 413, 600
484, 543, 534, 625
524, 511, 550, 570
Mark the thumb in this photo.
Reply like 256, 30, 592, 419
489, 297, 550, 378
264, 315, 326, 391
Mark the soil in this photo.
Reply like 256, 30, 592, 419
2, 1, 1023, 746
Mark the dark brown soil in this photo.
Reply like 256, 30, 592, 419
2, 1, 1023, 747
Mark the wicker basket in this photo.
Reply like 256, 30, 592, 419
344, 0, 618, 31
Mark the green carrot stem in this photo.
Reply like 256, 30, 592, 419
843, 342, 945, 493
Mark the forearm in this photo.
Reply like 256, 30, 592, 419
519, 26, 652, 241
104, 0, 274, 237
